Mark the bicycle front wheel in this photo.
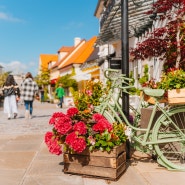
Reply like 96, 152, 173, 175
152, 106, 185, 171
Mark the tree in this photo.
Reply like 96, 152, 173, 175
0, 72, 10, 87
130, 0, 185, 71
56, 74, 78, 91
35, 67, 50, 87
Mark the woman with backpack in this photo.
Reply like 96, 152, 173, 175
2, 74, 20, 119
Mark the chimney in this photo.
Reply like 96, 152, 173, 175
74, 37, 81, 46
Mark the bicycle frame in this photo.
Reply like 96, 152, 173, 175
95, 69, 185, 170
95, 69, 185, 148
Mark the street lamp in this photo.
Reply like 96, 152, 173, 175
121, 0, 151, 158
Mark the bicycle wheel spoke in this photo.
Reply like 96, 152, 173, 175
153, 107, 185, 170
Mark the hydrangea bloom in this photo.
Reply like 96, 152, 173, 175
67, 107, 79, 117
45, 107, 126, 155
73, 121, 87, 135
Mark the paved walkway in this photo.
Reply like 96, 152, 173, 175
0, 101, 185, 185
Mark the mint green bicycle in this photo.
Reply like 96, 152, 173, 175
95, 69, 185, 171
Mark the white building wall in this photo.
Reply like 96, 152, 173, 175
58, 52, 68, 62
50, 69, 60, 80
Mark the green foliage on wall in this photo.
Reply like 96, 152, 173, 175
139, 64, 149, 85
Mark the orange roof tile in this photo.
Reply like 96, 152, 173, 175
58, 36, 97, 69
40, 54, 58, 69
51, 46, 75, 69
58, 46, 74, 53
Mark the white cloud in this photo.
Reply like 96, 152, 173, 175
0, 12, 23, 22
0, 61, 34, 75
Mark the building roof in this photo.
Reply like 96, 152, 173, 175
80, 47, 100, 70
57, 46, 74, 53
40, 54, 58, 69
85, 47, 99, 62
58, 36, 97, 69
95, 0, 154, 44
51, 43, 83, 69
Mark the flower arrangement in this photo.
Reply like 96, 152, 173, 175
45, 107, 127, 155
158, 68, 185, 90
72, 80, 105, 111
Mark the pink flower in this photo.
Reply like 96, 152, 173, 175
88, 135, 96, 145
73, 121, 87, 135
86, 90, 92, 96
89, 104, 94, 110
67, 107, 79, 117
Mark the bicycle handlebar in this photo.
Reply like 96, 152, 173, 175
104, 68, 133, 82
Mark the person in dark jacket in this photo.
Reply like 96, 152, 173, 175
40, 87, 44, 103
20, 72, 38, 119
2, 74, 20, 119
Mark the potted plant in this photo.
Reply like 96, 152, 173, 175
44, 79, 127, 180
158, 68, 185, 104
141, 68, 185, 104
44, 107, 127, 179
158, 68, 185, 90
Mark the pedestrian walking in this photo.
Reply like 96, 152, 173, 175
2, 74, 20, 119
40, 87, 44, 103
55, 83, 65, 108
20, 72, 38, 119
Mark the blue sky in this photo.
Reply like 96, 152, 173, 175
0, 0, 99, 76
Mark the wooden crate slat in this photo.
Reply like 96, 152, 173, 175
63, 143, 126, 180
64, 151, 126, 168
64, 161, 126, 179
168, 89, 185, 104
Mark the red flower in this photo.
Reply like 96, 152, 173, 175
48, 138, 62, 155
67, 107, 79, 117
54, 119, 73, 135
92, 113, 105, 122
71, 137, 87, 153
73, 121, 87, 135
49, 112, 66, 125
92, 118, 113, 133
65, 132, 86, 153
45, 106, 125, 156
65, 132, 78, 145
44, 131, 54, 146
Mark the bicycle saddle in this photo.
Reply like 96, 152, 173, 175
143, 88, 165, 97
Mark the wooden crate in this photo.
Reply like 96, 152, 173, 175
63, 143, 126, 180
140, 108, 162, 129
168, 89, 185, 105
